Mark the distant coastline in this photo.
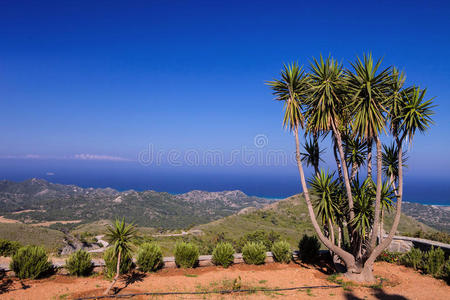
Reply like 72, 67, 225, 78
0, 177, 448, 206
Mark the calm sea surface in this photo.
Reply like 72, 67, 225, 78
0, 159, 448, 206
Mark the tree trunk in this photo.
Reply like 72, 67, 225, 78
330, 122, 357, 258
345, 265, 376, 282
389, 174, 398, 197
104, 249, 121, 295
369, 137, 383, 252
328, 219, 335, 245
379, 209, 384, 243
333, 142, 344, 182
338, 226, 342, 248
330, 122, 355, 222
350, 161, 358, 180
367, 139, 373, 178
313, 134, 320, 176
364, 138, 405, 275
292, 127, 357, 272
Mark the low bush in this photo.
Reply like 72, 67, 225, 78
136, 242, 164, 272
400, 248, 423, 270
66, 250, 93, 276
174, 242, 199, 268
242, 242, 266, 265
103, 247, 133, 278
443, 260, 450, 284
376, 251, 402, 264
212, 242, 235, 268
271, 240, 291, 263
10, 245, 52, 279
298, 234, 320, 262
423, 247, 445, 276
0, 239, 22, 257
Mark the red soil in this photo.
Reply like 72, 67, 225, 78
1, 262, 449, 300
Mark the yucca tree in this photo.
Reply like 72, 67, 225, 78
301, 135, 325, 175
346, 53, 392, 252
308, 170, 341, 244
306, 55, 356, 226
382, 143, 408, 190
266, 63, 308, 131
104, 219, 138, 295
386, 67, 408, 136
350, 177, 374, 258
343, 135, 368, 180
269, 55, 435, 282
365, 86, 435, 270
268, 62, 356, 270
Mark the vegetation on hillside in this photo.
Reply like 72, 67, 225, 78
0, 223, 65, 252
0, 179, 270, 229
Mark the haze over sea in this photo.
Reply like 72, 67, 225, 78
1, 158, 448, 206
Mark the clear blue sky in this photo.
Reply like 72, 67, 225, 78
0, 0, 449, 198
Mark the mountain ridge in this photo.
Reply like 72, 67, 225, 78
0, 178, 272, 228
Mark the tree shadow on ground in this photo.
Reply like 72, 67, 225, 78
344, 288, 409, 300
0, 269, 30, 294
112, 271, 146, 294
292, 253, 337, 275
0, 278, 13, 294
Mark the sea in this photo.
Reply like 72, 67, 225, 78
0, 159, 449, 206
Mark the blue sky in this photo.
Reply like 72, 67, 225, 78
0, 0, 449, 197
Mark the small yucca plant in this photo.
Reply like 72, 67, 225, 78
174, 242, 199, 268
212, 242, 235, 268
10, 245, 52, 279
298, 234, 320, 262
136, 242, 164, 272
400, 248, 423, 270
66, 250, 93, 276
242, 242, 266, 265
423, 247, 445, 276
271, 240, 291, 263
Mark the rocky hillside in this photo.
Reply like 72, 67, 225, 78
0, 178, 271, 228
402, 202, 450, 232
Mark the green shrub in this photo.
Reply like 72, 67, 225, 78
423, 247, 445, 276
103, 247, 133, 278
401, 248, 423, 270
66, 250, 93, 276
10, 245, 52, 279
443, 260, 450, 284
136, 242, 164, 272
174, 242, 199, 268
271, 240, 291, 263
298, 234, 320, 262
212, 242, 235, 268
242, 242, 266, 265
236, 230, 280, 252
376, 251, 402, 264
0, 239, 22, 257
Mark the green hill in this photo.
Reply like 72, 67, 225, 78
193, 194, 434, 248
0, 223, 65, 252
0, 179, 271, 229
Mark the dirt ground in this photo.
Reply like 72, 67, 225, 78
0, 262, 449, 300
